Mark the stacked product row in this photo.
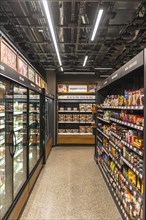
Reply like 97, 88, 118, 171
58, 102, 95, 135
59, 103, 95, 112
96, 89, 144, 220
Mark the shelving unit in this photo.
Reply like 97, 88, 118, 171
57, 85, 96, 145
95, 49, 146, 220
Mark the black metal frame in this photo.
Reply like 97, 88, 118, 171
95, 49, 146, 220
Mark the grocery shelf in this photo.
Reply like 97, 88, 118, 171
102, 106, 144, 110
121, 156, 143, 179
97, 135, 103, 143
16, 138, 23, 145
109, 153, 121, 169
122, 175, 143, 201
97, 109, 104, 113
14, 126, 23, 132
110, 117, 144, 131
110, 131, 121, 140
0, 125, 5, 130
102, 147, 109, 156
97, 116, 110, 124
0, 139, 5, 145
0, 158, 5, 166
121, 140, 143, 157
58, 121, 93, 124
97, 128, 110, 139
0, 113, 5, 117
109, 140, 121, 152
58, 133, 93, 135
14, 149, 23, 158
98, 162, 130, 220
58, 110, 92, 113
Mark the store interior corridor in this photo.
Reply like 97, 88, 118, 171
20, 147, 122, 220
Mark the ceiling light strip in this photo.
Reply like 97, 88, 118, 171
64, 72, 95, 75
83, 56, 88, 67
42, 0, 62, 67
91, 9, 103, 41
95, 67, 113, 70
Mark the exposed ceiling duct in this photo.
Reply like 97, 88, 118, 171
0, 0, 146, 78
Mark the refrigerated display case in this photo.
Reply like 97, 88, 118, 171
0, 32, 47, 220
0, 75, 44, 220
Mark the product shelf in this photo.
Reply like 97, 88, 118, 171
110, 117, 143, 131
58, 110, 92, 113
97, 128, 110, 139
121, 140, 143, 157
58, 132, 93, 135
109, 140, 121, 152
102, 147, 109, 156
0, 113, 5, 117
98, 162, 130, 220
14, 126, 23, 132
102, 106, 144, 110
121, 156, 143, 179
97, 135, 103, 143
14, 149, 23, 159
122, 175, 143, 201
58, 121, 93, 124
97, 116, 110, 124
109, 153, 121, 169
110, 131, 121, 140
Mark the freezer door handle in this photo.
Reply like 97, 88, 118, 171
8, 129, 14, 158
8, 130, 16, 157
13, 131, 17, 156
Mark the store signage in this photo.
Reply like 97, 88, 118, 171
103, 81, 107, 85
124, 60, 137, 72
30, 83, 36, 88
58, 95, 95, 100
0, 65, 5, 71
19, 76, 24, 82
68, 85, 87, 92
112, 73, 118, 80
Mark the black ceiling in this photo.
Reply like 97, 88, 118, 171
0, 0, 146, 79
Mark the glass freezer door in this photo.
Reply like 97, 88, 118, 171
29, 90, 40, 173
0, 78, 13, 219
13, 85, 27, 197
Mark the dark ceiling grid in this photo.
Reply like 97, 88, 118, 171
0, 0, 146, 79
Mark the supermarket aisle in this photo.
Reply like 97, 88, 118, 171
20, 147, 122, 220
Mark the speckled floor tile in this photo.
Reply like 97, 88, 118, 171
20, 147, 122, 220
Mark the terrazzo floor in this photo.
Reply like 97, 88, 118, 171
20, 147, 122, 220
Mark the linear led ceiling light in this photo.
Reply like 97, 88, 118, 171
95, 67, 113, 70
64, 72, 95, 75
83, 56, 88, 67
60, 67, 64, 72
42, 0, 62, 68
100, 74, 109, 77
91, 9, 103, 41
